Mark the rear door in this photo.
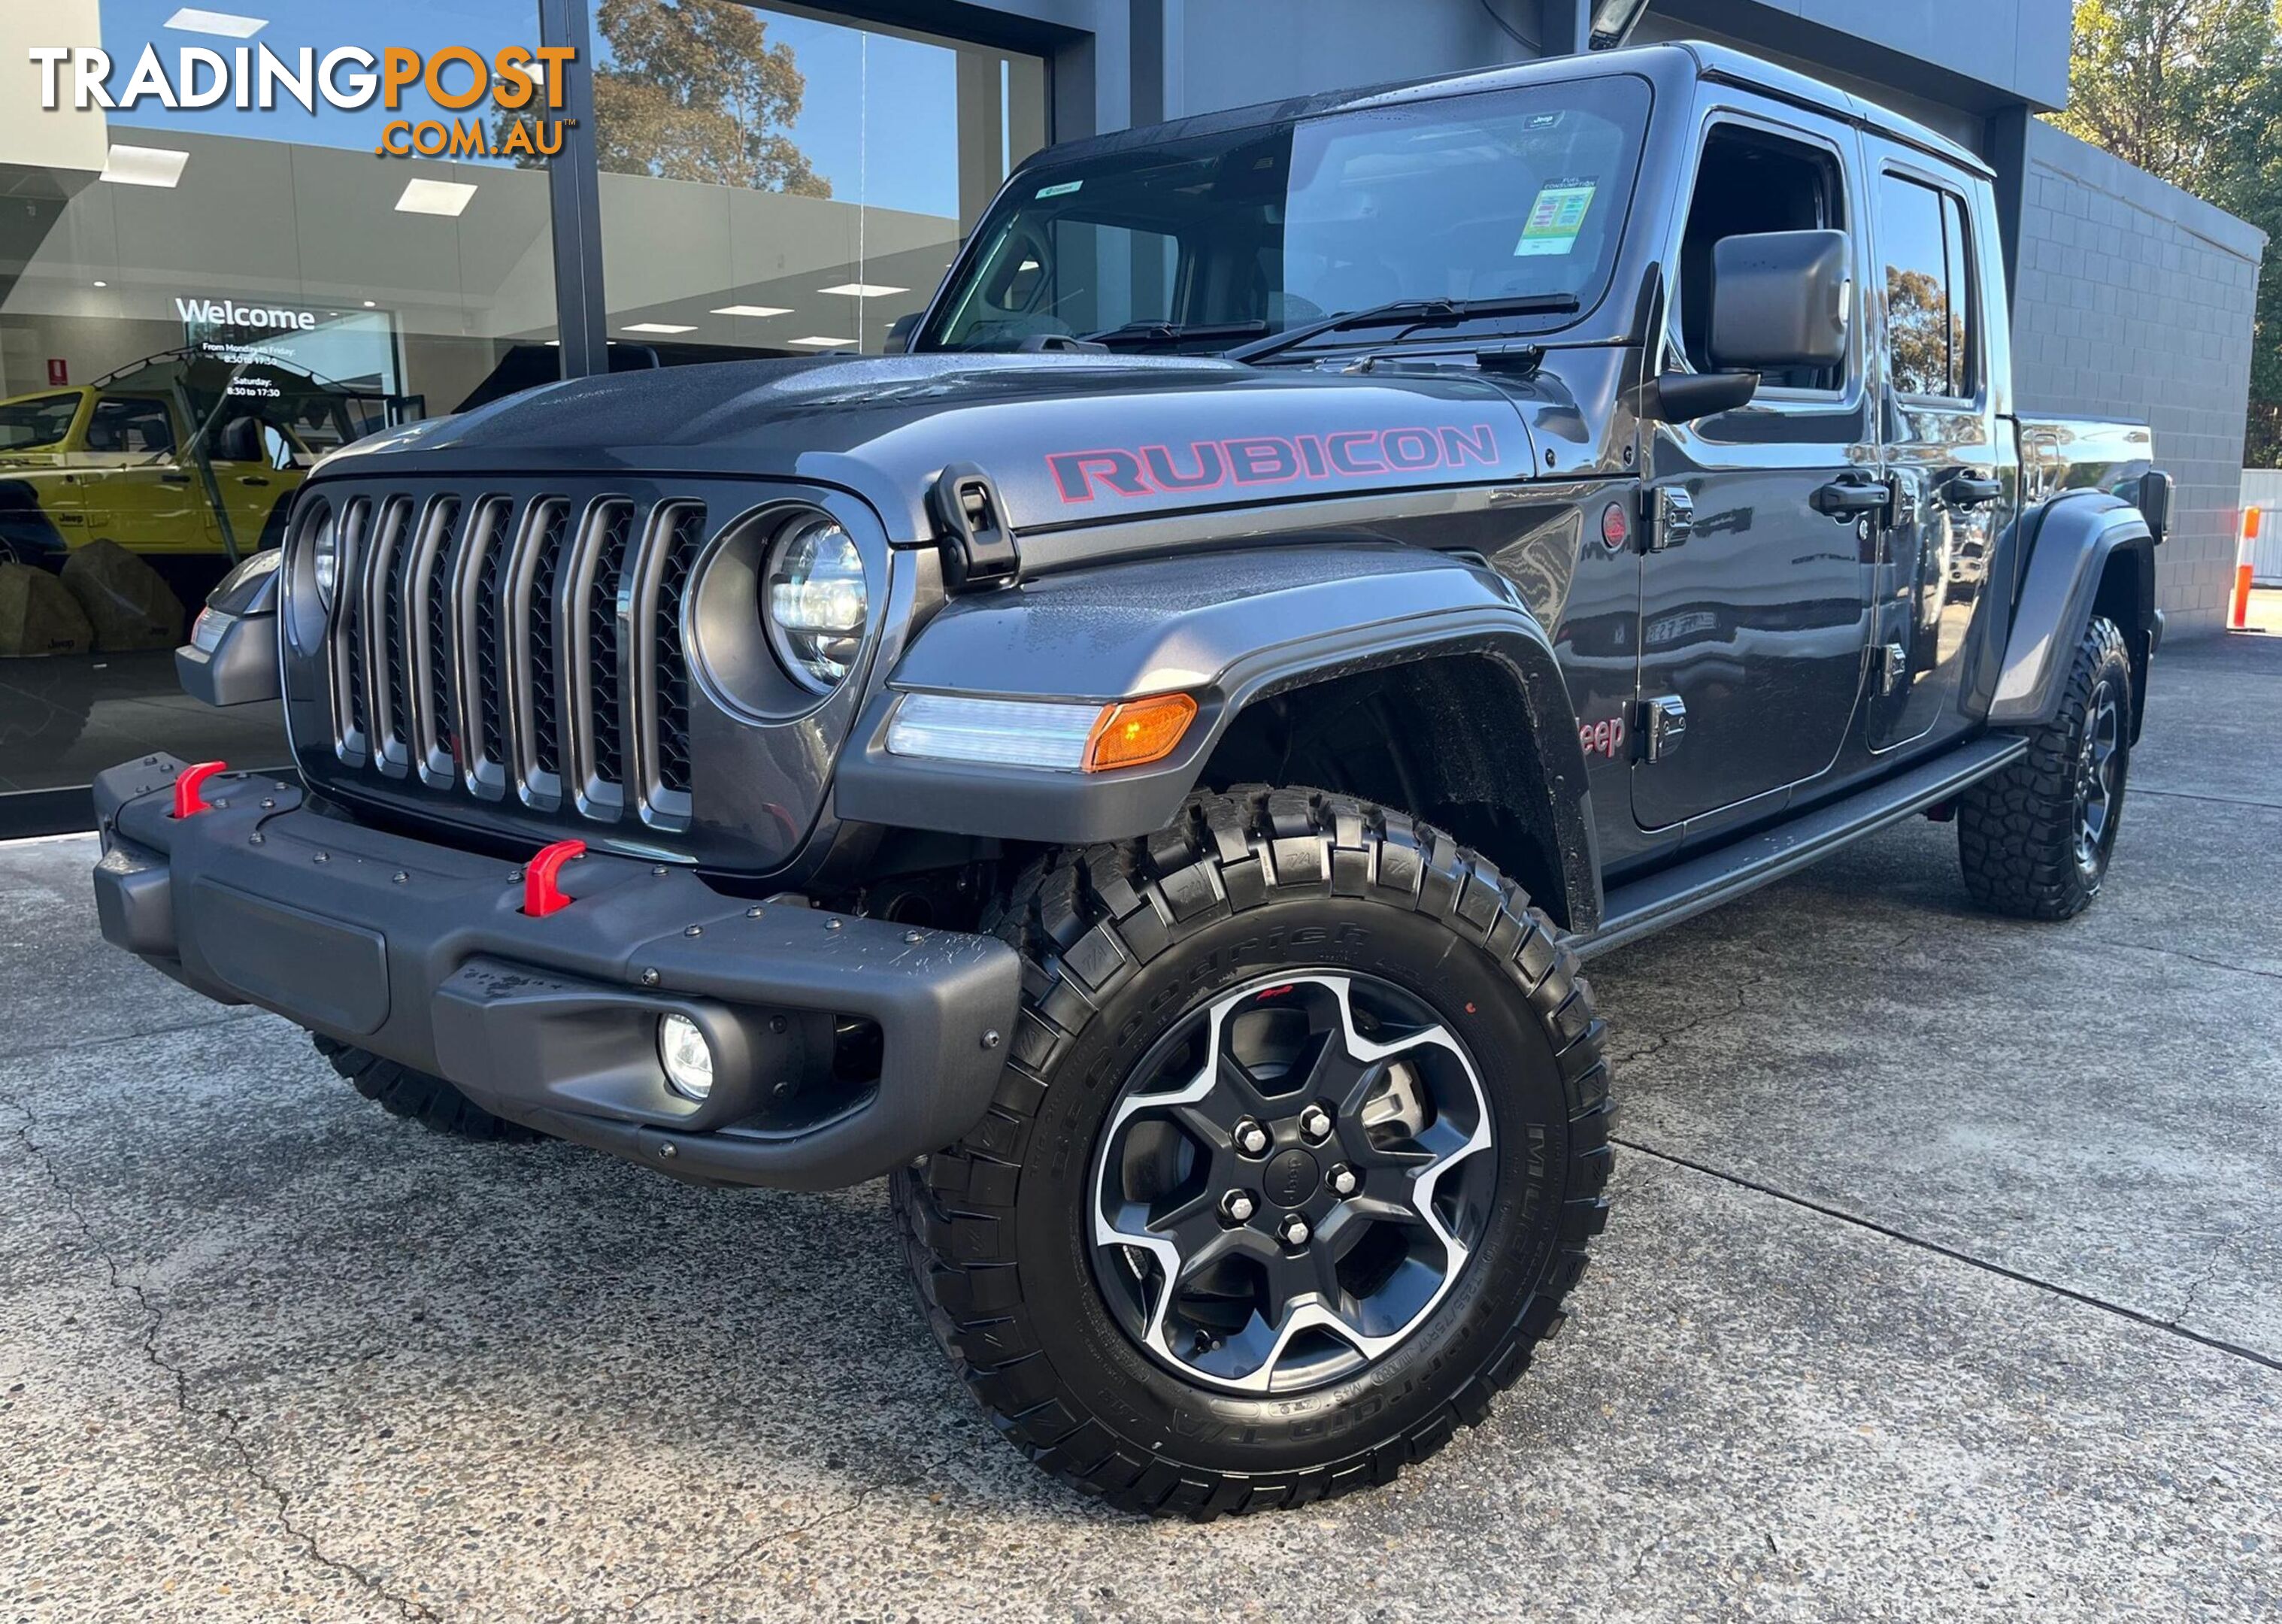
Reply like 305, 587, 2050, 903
207, 414, 305, 556
1632, 102, 1876, 830
1862, 148, 2007, 750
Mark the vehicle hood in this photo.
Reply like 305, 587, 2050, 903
311, 353, 1563, 541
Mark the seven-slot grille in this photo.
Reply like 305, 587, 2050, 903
322, 489, 706, 829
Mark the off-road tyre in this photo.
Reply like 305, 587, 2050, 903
311, 1033, 545, 1144
1958, 614, 2132, 920
894, 786, 1612, 1519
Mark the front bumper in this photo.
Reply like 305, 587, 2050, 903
89, 755, 1020, 1190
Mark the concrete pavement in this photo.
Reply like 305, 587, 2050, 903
2, 634, 2277, 1622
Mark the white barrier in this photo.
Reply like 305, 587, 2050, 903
2241, 470, 2282, 583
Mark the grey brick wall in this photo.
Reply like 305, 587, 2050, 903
2008, 121, 2265, 636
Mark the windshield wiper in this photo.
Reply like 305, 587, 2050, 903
1223, 292, 1581, 365
1082, 319, 1271, 349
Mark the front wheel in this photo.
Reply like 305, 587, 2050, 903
896, 786, 1611, 1518
1958, 614, 2133, 920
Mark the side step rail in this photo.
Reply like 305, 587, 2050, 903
1569, 733, 2029, 960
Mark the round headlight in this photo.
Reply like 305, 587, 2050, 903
311, 521, 339, 611
765, 517, 868, 693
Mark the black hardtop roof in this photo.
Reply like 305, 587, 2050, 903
1017, 41, 1991, 185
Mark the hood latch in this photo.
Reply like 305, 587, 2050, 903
931, 462, 1021, 592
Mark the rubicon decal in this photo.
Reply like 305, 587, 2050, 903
1047, 423, 1502, 503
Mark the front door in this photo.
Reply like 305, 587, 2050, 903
77, 395, 211, 555
1862, 149, 2008, 750
1632, 108, 1875, 830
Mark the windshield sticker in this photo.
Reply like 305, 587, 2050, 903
1515, 179, 1596, 257
1035, 179, 1083, 198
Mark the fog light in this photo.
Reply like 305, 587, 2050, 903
658, 1013, 714, 1101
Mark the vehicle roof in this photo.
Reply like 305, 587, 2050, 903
0, 386, 92, 405
1016, 40, 1992, 184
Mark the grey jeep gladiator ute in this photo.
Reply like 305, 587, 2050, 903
94, 42, 2169, 1517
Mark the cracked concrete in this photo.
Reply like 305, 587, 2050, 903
2, 636, 2279, 1620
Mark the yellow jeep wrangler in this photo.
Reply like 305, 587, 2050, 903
0, 383, 311, 566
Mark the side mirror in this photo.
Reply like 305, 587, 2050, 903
2134, 469, 2173, 543
1648, 368, 1760, 423
1709, 229, 1849, 371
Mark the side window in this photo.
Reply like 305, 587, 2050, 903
85, 398, 177, 456
1674, 124, 1847, 393
1879, 174, 1974, 398
1941, 191, 1975, 395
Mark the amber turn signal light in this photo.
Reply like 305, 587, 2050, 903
1083, 693, 1199, 774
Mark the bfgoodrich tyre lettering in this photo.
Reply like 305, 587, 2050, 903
894, 786, 1611, 1518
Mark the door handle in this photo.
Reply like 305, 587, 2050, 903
1808, 477, 1890, 520
160, 472, 192, 485
238, 475, 271, 486
1938, 472, 2004, 508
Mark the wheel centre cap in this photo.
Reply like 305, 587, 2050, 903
1265, 1147, 1321, 1209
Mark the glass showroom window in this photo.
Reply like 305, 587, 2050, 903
593, 2, 1047, 359
0, 2, 556, 817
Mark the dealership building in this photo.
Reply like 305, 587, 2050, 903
0, 0, 2263, 820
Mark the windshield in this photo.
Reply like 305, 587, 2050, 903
0, 394, 83, 450
925, 74, 1651, 356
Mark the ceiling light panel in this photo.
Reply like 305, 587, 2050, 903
165, 8, 267, 37
100, 145, 190, 187
817, 283, 908, 298
395, 179, 477, 217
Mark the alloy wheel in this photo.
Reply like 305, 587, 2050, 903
1089, 972, 1497, 1395
2074, 680, 2122, 875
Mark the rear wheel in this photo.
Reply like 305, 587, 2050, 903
1958, 614, 2133, 920
896, 786, 1611, 1517
311, 1034, 544, 1144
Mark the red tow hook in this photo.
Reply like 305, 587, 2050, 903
523, 838, 588, 917
171, 760, 229, 819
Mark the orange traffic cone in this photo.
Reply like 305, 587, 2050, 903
2232, 508, 2259, 630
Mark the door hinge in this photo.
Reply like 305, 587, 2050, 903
1640, 484, 1694, 553
1877, 641, 1908, 696
930, 462, 1021, 592
1640, 694, 1688, 762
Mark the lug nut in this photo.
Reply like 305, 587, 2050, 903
1329, 1165, 1359, 1198
1299, 1104, 1333, 1142
1221, 1190, 1257, 1224
1277, 1215, 1311, 1247
1234, 1119, 1270, 1157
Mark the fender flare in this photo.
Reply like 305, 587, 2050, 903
832, 542, 1602, 928
1987, 491, 2154, 729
